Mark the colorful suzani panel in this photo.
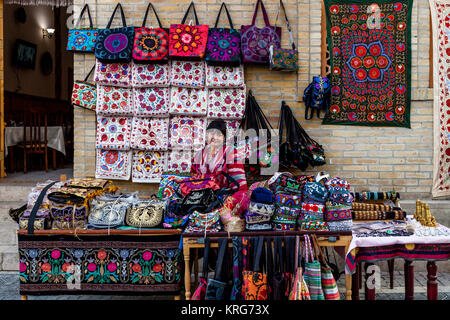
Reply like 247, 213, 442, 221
322, 0, 412, 127
169, 116, 206, 151
207, 86, 246, 119
132, 150, 168, 183
130, 117, 169, 151
170, 60, 205, 88
96, 116, 132, 150
167, 150, 193, 173
430, 0, 450, 197
131, 62, 171, 87
133, 87, 170, 117
96, 85, 133, 116
95, 149, 132, 180
169, 87, 207, 116
205, 65, 245, 88
94, 59, 132, 88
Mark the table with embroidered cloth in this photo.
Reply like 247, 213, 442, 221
182, 230, 353, 300
345, 217, 450, 300
17, 229, 183, 299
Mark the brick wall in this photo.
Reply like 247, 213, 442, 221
73, 0, 437, 199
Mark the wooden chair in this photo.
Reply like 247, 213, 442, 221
18, 112, 50, 173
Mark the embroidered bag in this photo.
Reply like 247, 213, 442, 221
94, 3, 134, 63
271, 237, 290, 300
157, 172, 193, 199
170, 60, 205, 87
311, 234, 340, 300
205, 64, 244, 88
132, 150, 167, 183
242, 236, 268, 300
169, 87, 207, 116
130, 117, 169, 151
303, 235, 325, 300
269, 0, 298, 72
96, 116, 132, 150
230, 236, 243, 300
288, 236, 311, 300
167, 150, 193, 173
169, 116, 206, 150
95, 149, 132, 181
184, 209, 222, 233
303, 76, 330, 120
132, 3, 169, 62
133, 87, 170, 117
67, 4, 98, 53
94, 59, 132, 87
169, 2, 209, 59
177, 175, 221, 197
205, 3, 241, 66
163, 198, 190, 228
47, 192, 89, 230
240, 0, 281, 64
131, 62, 170, 87
180, 188, 221, 216
88, 194, 135, 228
207, 86, 246, 120
96, 85, 133, 116
71, 65, 97, 111
205, 238, 229, 300
192, 237, 211, 300
126, 198, 165, 228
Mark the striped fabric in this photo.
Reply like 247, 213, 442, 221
321, 264, 340, 300
303, 235, 325, 300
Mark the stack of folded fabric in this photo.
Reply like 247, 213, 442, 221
324, 177, 353, 231
245, 187, 275, 231
272, 177, 304, 231
298, 181, 329, 231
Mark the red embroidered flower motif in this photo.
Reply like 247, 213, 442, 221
171, 26, 202, 54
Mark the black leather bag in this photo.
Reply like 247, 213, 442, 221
180, 188, 221, 215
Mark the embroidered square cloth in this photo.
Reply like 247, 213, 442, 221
205, 65, 244, 88
94, 59, 132, 88
130, 117, 169, 151
132, 150, 168, 183
96, 85, 133, 116
207, 86, 246, 119
169, 87, 207, 116
96, 116, 132, 150
95, 149, 132, 180
133, 87, 170, 117
131, 62, 171, 87
170, 60, 205, 87
167, 150, 193, 173
169, 116, 206, 150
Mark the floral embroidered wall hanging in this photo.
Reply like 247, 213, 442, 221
130, 117, 169, 151
133, 87, 170, 117
169, 116, 206, 150
96, 116, 132, 150
170, 60, 205, 87
207, 86, 246, 119
132, 150, 168, 183
95, 149, 132, 180
94, 59, 132, 88
131, 62, 171, 87
167, 150, 193, 173
169, 87, 207, 116
205, 65, 245, 88
97, 85, 133, 116
322, 0, 412, 127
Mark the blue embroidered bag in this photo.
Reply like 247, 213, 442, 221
94, 3, 135, 63
67, 4, 98, 53
303, 76, 331, 120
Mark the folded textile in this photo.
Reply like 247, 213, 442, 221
324, 202, 352, 221
273, 222, 296, 231
275, 192, 302, 207
246, 222, 273, 231
302, 182, 328, 203
250, 187, 274, 204
327, 220, 352, 232
298, 221, 328, 231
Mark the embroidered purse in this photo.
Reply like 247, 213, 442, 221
19, 208, 50, 230
95, 149, 132, 181
158, 172, 193, 199
96, 85, 133, 116
169, 87, 207, 116
205, 238, 228, 300
170, 60, 205, 87
133, 87, 170, 117
130, 117, 169, 151
303, 76, 330, 120
94, 59, 132, 87
192, 237, 211, 300
242, 236, 268, 300
303, 235, 325, 300
269, 0, 298, 72
71, 65, 96, 111
205, 3, 241, 66
205, 64, 244, 88
177, 175, 221, 197
180, 188, 221, 215
94, 3, 134, 63
88, 194, 135, 228
47, 192, 89, 230
240, 0, 281, 64
207, 86, 246, 120
132, 150, 167, 183
96, 116, 132, 150
132, 3, 169, 63
163, 198, 190, 228
131, 62, 170, 87
184, 209, 222, 233
67, 4, 98, 53
169, 2, 208, 59
126, 198, 165, 228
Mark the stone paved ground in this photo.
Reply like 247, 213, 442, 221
1, 271, 449, 300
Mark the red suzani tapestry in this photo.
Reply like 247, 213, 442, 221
323, 0, 412, 127
430, 0, 450, 197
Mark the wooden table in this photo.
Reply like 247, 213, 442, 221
17, 229, 183, 300
182, 231, 353, 300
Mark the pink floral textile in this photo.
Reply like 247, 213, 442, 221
94, 59, 131, 88
96, 85, 133, 116
95, 149, 132, 181
131, 62, 170, 87
170, 60, 205, 87
205, 65, 244, 88
169, 87, 207, 116
207, 86, 246, 119
96, 116, 132, 150
169, 116, 206, 150
167, 150, 193, 173
133, 87, 170, 117
130, 117, 169, 151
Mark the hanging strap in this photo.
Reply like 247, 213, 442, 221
106, 3, 127, 29
294, 235, 299, 270
311, 234, 327, 265
266, 237, 274, 281
27, 181, 58, 235
75, 4, 94, 29
83, 65, 96, 82
275, 237, 284, 274
274, 0, 295, 50
181, 1, 200, 25
214, 238, 228, 281
304, 235, 315, 263
202, 237, 211, 278
251, 0, 271, 27
142, 2, 163, 28
214, 2, 234, 29
253, 236, 264, 272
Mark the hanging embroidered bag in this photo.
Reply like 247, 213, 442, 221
132, 3, 169, 62
94, 59, 132, 87
131, 62, 171, 87
207, 86, 246, 120
96, 116, 132, 150
71, 65, 97, 111
133, 87, 170, 117
169, 2, 209, 59
125, 198, 165, 228
67, 4, 98, 53
240, 0, 281, 64
169, 87, 207, 116
130, 117, 169, 151
269, 0, 298, 72
242, 236, 268, 300
303, 235, 325, 300
96, 85, 133, 116
205, 3, 241, 66
205, 238, 229, 300
170, 60, 205, 87
205, 64, 244, 88
94, 3, 135, 63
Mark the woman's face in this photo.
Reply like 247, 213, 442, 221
206, 128, 225, 148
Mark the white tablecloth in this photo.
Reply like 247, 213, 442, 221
4, 126, 66, 157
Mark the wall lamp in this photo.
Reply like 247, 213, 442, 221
42, 28, 55, 39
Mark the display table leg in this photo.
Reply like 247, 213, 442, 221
388, 259, 395, 289
352, 263, 360, 300
174, 295, 181, 300
404, 261, 414, 300
21, 295, 28, 300
183, 244, 191, 300
364, 262, 376, 300
193, 248, 199, 289
427, 261, 438, 300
